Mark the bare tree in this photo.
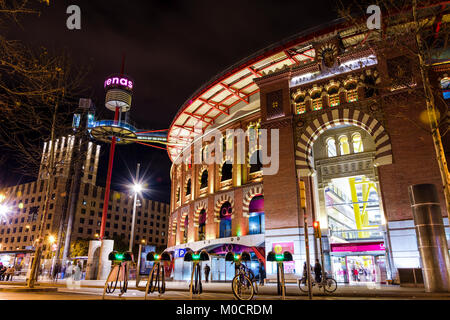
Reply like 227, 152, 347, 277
336, 0, 450, 211
0, 0, 90, 287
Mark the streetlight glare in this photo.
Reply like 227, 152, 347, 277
133, 183, 143, 194
48, 235, 56, 244
0, 204, 9, 216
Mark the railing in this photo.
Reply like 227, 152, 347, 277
93, 120, 137, 133
330, 228, 384, 241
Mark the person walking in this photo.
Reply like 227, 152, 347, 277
313, 259, 322, 285
258, 260, 266, 285
5, 265, 15, 281
204, 264, 210, 283
0, 266, 6, 281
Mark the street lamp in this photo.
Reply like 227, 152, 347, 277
0, 204, 10, 217
129, 163, 143, 253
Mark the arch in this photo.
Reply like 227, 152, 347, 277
242, 184, 264, 218
214, 193, 234, 222
295, 108, 393, 176
193, 199, 208, 227
199, 167, 208, 189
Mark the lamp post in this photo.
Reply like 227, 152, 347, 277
129, 163, 142, 253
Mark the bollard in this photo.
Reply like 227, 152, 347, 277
408, 183, 450, 292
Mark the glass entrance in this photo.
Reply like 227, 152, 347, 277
346, 256, 377, 283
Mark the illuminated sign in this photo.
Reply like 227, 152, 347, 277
175, 248, 186, 258
104, 76, 133, 90
272, 242, 295, 273
331, 241, 385, 252
290, 55, 378, 88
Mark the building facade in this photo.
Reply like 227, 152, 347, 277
0, 135, 169, 263
166, 13, 450, 283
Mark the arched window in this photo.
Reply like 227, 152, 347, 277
200, 170, 208, 189
185, 179, 191, 196
248, 195, 264, 235
326, 138, 337, 157
249, 150, 263, 173
221, 162, 233, 181
339, 136, 350, 155
198, 209, 206, 241
183, 215, 188, 243
219, 202, 232, 238
352, 133, 364, 153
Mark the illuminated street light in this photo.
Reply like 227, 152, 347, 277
129, 163, 143, 252
0, 204, 9, 217
133, 183, 143, 194
48, 235, 56, 244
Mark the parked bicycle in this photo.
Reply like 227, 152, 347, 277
226, 251, 258, 300
298, 272, 337, 294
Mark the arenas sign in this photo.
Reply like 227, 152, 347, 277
104, 76, 134, 91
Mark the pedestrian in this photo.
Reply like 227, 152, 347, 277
258, 260, 266, 285
61, 264, 66, 279
204, 264, 210, 283
313, 259, 322, 284
0, 266, 6, 280
73, 262, 81, 281
5, 265, 15, 281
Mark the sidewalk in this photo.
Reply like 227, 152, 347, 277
1, 279, 450, 298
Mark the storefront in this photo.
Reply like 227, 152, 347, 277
330, 241, 387, 284
0, 250, 34, 277
171, 244, 264, 282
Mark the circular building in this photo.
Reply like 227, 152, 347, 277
165, 13, 450, 284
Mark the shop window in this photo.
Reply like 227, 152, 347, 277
248, 195, 265, 235
441, 77, 450, 99
339, 136, 350, 155
198, 209, 206, 241
352, 133, 364, 153
327, 138, 337, 157
219, 202, 232, 238
221, 162, 233, 181
249, 150, 263, 173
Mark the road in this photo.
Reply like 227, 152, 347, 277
0, 286, 449, 300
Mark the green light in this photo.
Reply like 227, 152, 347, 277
115, 253, 124, 261
234, 254, 240, 261
192, 254, 200, 260
275, 254, 284, 261
154, 254, 160, 260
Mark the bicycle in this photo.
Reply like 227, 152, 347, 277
298, 272, 337, 294
232, 263, 257, 300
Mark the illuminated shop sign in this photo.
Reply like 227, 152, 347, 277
290, 55, 378, 88
331, 241, 385, 253
104, 75, 133, 90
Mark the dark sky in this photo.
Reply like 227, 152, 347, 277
1, 0, 340, 203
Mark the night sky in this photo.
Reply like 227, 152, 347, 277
1, 0, 341, 203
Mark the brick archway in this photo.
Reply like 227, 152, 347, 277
295, 108, 393, 176
193, 199, 208, 228
214, 193, 234, 222
242, 184, 263, 218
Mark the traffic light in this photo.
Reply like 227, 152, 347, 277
313, 221, 321, 238
298, 180, 306, 209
